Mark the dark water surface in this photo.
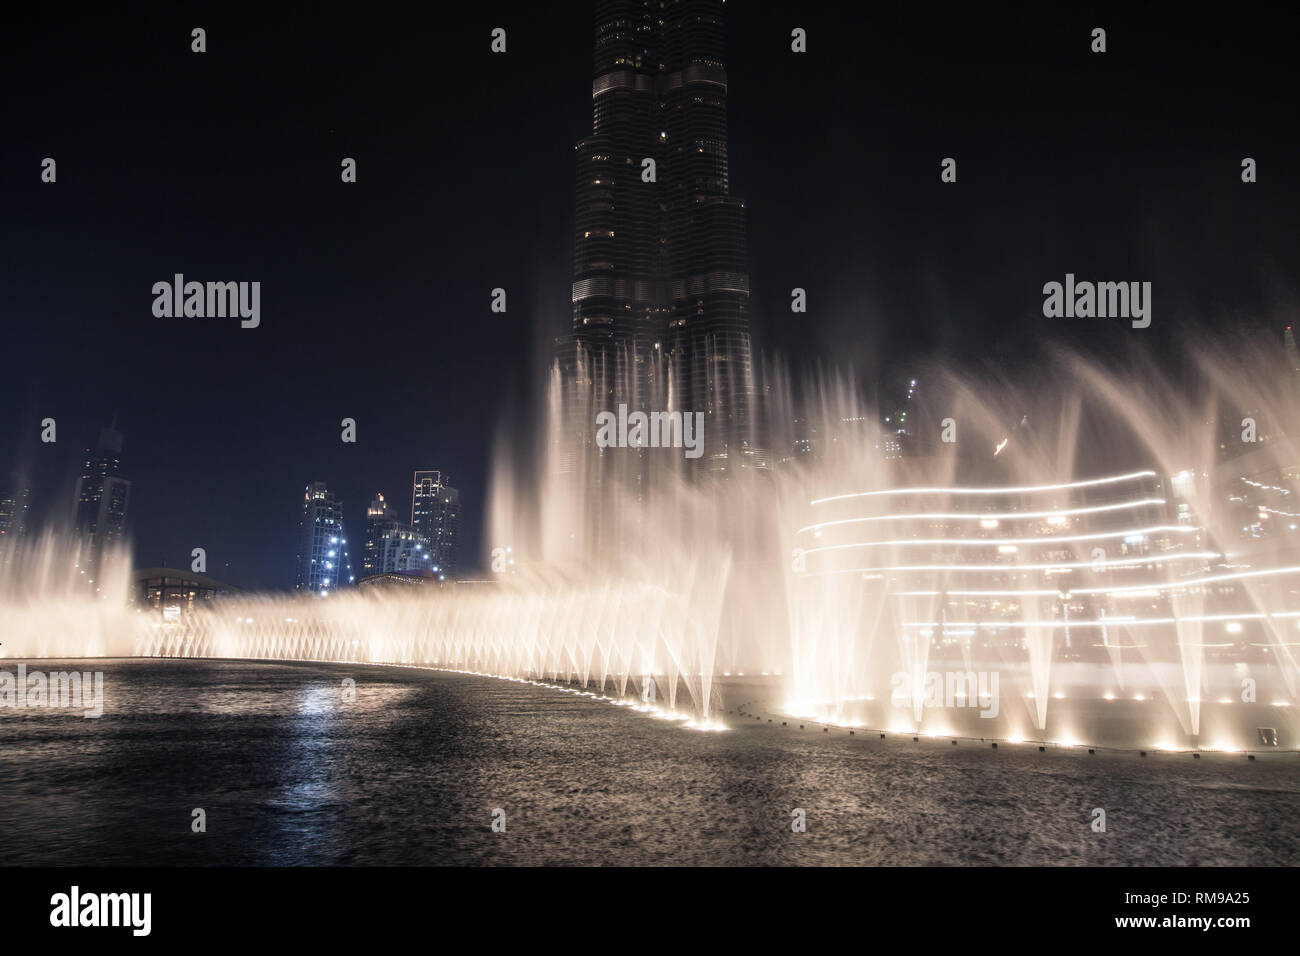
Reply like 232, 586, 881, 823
1, 659, 1297, 865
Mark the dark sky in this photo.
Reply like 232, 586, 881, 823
2, 3, 1297, 588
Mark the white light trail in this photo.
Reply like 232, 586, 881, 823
798, 499, 1167, 535
810, 470, 1157, 506
806, 552, 1218, 575
800, 525, 1202, 553
899, 611, 1290, 630
1070, 564, 1300, 596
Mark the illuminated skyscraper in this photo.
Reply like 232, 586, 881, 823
363, 492, 435, 576
74, 425, 131, 578
295, 481, 353, 595
0, 486, 30, 543
558, 0, 761, 479
411, 471, 458, 578
363, 492, 400, 575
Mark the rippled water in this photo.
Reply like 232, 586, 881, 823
1, 660, 1296, 866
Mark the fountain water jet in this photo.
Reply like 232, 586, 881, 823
4, 336, 1300, 750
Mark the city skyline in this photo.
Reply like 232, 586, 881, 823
3, 0, 1300, 909
2, 5, 1298, 588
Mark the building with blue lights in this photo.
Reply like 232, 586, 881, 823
295, 481, 353, 595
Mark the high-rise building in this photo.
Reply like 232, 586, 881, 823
295, 481, 353, 595
557, 0, 761, 479
0, 486, 31, 544
375, 527, 435, 575
363, 492, 436, 576
75, 425, 131, 575
363, 492, 400, 576
411, 471, 458, 577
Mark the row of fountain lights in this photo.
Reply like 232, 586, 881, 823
370, 662, 729, 732
391, 660, 1291, 752
141, 615, 735, 731
800, 722, 1283, 757
358, 661, 1289, 751
365, 663, 1284, 753
788, 691, 1292, 732
777, 697, 1293, 755
163, 647, 733, 731
202, 649, 1291, 753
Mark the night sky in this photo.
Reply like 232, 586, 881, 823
3, 4, 1297, 588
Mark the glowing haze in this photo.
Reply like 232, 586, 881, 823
3, 338, 1299, 750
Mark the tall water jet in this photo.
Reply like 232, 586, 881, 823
4, 334, 1299, 750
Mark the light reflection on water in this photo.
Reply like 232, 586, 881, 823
0, 659, 1297, 866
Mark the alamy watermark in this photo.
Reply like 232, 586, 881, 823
0, 665, 104, 718
152, 274, 260, 328
890, 670, 1000, 718
50, 886, 150, 936
595, 403, 704, 459
1042, 273, 1150, 328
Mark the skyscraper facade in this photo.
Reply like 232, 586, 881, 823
375, 527, 435, 575
411, 471, 458, 578
363, 492, 400, 576
558, 0, 762, 478
295, 481, 353, 595
0, 486, 30, 544
74, 425, 131, 575
363, 492, 436, 576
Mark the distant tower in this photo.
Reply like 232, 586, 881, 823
411, 471, 459, 578
1285, 325, 1300, 373
296, 481, 353, 595
75, 425, 131, 578
0, 486, 31, 543
362, 492, 400, 576
557, 0, 761, 479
